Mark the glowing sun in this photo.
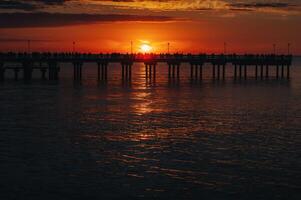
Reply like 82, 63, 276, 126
140, 44, 152, 53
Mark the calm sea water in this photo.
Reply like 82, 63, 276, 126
0, 58, 301, 199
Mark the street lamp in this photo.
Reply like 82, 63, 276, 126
167, 42, 170, 54
73, 41, 75, 53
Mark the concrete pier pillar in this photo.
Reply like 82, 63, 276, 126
145, 63, 155, 79
222, 65, 225, 80
145, 64, 148, 77
244, 65, 247, 80
260, 65, 263, 79
56, 66, 60, 80
190, 64, 194, 79
128, 64, 132, 80
149, 64, 152, 78
48, 62, 59, 81
76, 64, 79, 80
41, 68, 47, 80
97, 63, 101, 81
176, 64, 180, 78
168, 64, 171, 78
97, 63, 107, 81
195, 64, 198, 79
125, 64, 129, 79
217, 65, 220, 79
104, 64, 108, 80
73, 62, 82, 81
101, 64, 105, 80
281, 65, 284, 78
266, 65, 269, 78
234, 65, 237, 79
276, 65, 279, 79
287, 65, 290, 79
0, 63, 4, 82
239, 65, 242, 79
122, 63, 131, 80
79, 64, 82, 80
200, 65, 203, 80
77, 63, 80, 80
172, 64, 175, 78
212, 65, 216, 79
73, 64, 76, 80
255, 65, 258, 79
14, 68, 20, 81
23, 62, 33, 82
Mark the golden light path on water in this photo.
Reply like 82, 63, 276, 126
1, 61, 299, 199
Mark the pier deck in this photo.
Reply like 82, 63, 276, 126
0, 53, 293, 82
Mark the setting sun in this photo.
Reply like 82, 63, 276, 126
140, 44, 152, 53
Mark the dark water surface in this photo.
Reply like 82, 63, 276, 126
1, 58, 301, 199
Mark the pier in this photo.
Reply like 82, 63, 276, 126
0, 53, 292, 82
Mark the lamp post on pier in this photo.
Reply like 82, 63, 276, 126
167, 42, 170, 54
72, 41, 76, 54
27, 40, 31, 53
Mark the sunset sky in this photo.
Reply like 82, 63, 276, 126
0, 0, 300, 54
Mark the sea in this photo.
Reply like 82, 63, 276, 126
0, 57, 300, 199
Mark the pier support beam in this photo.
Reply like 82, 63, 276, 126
169, 63, 180, 79
234, 65, 237, 80
23, 61, 33, 82
222, 64, 225, 80
200, 64, 203, 80
265, 65, 269, 79
190, 63, 203, 81
212, 65, 216, 79
287, 65, 290, 79
0, 63, 4, 82
73, 62, 82, 81
97, 62, 108, 81
41, 68, 47, 80
98, 63, 101, 80
190, 64, 194, 79
104, 63, 108, 80
122, 63, 132, 81
255, 65, 258, 79
172, 64, 176, 78
217, 65, 220, 79
145, 64, 157, 79
260, 65, 264, 79
244, 65, 247, 80
48, 62, 60, 81
14, 68, 20, 81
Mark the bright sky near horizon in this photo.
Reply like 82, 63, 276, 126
0, 0, 300, 54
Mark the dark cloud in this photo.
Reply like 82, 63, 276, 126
0, 38, 57, 42
30, 0, 70, 5
229, 2, 293, 9
0, 12, 174, 28
0, 0, 36, 11
0, 0, 70, 11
